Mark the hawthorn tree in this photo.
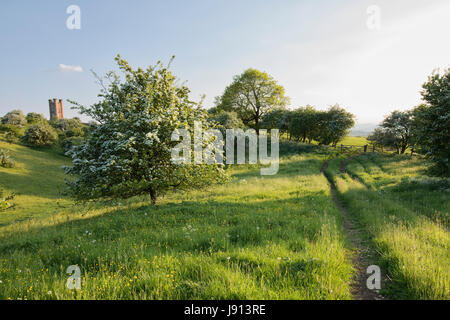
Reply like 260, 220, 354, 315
21, 123, 58, 146
26, 112, 47, 124
380, 110, 413, 154
65, 55, 229, 204
216, 68, 289, 134
315, 105, 355, 146
1, 110, 26, 126
412, 68, 450, 175
289, 106, 320, 143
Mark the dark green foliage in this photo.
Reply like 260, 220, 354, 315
0, 148, 15, 168
288, 105, 354, 145
26, 112, 46, 124
261, 108, 291, 137
21, 123, 58, 146
209, 111, 245, 136
412, 69, 450, 176
289, 106, 320, 143
61, 136, 85, 154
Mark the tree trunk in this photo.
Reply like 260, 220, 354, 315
149, 188, 157, 205
400, 145, 407, 154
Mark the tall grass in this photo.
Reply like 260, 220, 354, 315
0, 140, 354, 300
326, 153, 449, 299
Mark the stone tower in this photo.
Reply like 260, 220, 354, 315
49, 98, 64, 120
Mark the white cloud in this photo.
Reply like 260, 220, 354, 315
59, 64, 83, 72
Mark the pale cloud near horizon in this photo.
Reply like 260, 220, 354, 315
195, 0, 450, 125
59, 64, 83, 72
275, 0, 450, 124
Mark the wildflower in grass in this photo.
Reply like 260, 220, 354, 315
47, 291, 52, 295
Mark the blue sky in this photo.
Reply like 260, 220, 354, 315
0, 0, 449, 124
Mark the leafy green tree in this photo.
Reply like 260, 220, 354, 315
21, 123, 58, 147
315, 105, 355, 146
50, 117, 82, 131
50, 118, 85, 136
210, 111, 245, 136
261, 108, 289, 132
0, 149, 15, 168
413, 68, 450, 175
65, 55, 229, 204
1, 124, 25, 143
21, 123, 58, 146
26, 112, 47, 124
367, 127, 396, 151
289, 106, 320, 143
380, 110, 413, 154
1, 110, 26, 126
216, 68, 289, 134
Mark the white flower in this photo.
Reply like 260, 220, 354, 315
47, 291, 52, 295
0, 280, 3, 284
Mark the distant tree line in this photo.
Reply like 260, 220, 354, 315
209, 68, 355, 146
0, 109, 92, 152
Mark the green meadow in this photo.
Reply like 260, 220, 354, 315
0, 139, 448, 300
325, 152, 449, 299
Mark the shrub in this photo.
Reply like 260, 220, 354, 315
0, 149, 15, 168
61, 136, 85, 154
1, 110, 27, 126
21, 123, 58, 146
4, 131, 18, 143
0, 188, 15, 211
26, 112, 47, 124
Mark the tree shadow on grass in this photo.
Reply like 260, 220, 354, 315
0, 193, 338, 265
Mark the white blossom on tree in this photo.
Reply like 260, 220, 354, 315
65, 55, 229, 204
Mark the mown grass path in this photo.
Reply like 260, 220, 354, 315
321, 156, 384, 300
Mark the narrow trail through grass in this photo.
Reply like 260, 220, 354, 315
321, 157, 383, 300
328, 152, 449, 299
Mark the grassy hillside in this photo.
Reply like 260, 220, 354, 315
0, 140, 448, 300
0, 141, 72, 227
0, 141, 354, 300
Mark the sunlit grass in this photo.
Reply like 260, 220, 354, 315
0, 140, 354, 300
326, 153, 449, 299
